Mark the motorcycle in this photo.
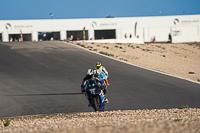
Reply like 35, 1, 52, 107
97, 72, 109, 88
84, 78, 106, 111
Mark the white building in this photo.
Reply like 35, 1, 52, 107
0, 14, 199, 43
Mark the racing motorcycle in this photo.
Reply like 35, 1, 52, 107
85, 78, 106, 111
82, 71, 109, 112
97, 72, 109, 88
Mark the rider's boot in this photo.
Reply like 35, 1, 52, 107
88, 103, 92, 107
81, 88, 85, 93
105, 98, 109, 103
104, 94, 109, 103
88, 96, 92, 107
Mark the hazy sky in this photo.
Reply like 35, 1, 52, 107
0, 0, 200, 20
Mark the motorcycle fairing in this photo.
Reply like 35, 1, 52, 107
99, 90, 105, 111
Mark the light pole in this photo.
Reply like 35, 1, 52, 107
159, 11, 161, 16
49, 13, 53, 19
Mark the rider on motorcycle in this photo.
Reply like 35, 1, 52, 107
81, 69, 103, 92
94, 62, 109, 103
81, 69, 107, 106
94, 62, 109, 78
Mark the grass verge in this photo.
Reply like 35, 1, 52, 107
179, 105, 189, 109
99, 51, 114, 57
4, 118, 11, 127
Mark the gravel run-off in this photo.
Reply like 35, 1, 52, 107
1, 108, 200, 133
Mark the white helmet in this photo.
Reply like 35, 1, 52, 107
86, 69, 93, 76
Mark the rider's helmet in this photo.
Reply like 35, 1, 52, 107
86, 69, 94, 79
96, 62, 101, 70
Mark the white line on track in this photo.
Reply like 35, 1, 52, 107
63, 41, 200, 85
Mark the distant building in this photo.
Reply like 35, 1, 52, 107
0, 14, 199, 43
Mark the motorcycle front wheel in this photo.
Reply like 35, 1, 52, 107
91, 95, 101, 111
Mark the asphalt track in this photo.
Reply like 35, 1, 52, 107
0, 41, 199, 118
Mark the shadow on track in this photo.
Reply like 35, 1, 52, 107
5, 93, 83, 96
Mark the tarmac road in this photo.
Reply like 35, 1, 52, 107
0, 41, 199, 118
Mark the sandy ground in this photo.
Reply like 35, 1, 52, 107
74, 42, 200, 82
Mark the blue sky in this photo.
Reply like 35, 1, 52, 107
0, 0, 200, 20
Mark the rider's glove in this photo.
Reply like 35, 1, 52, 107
106, 74, 109, 79
81, 85, 85, 93
81, 85, 85, 89
100, 80, 104, 84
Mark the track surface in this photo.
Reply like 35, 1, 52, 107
0, 41, 199, 118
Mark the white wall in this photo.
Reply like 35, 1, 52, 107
60, 30, 66, 40
88, 30, 94, 40
2, 32, 9, 42
0, 14, 200, 43
148, 27, 170, 42
32, 31, 38, 41
171, 25, 199, 43
116, 29, 122, 39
